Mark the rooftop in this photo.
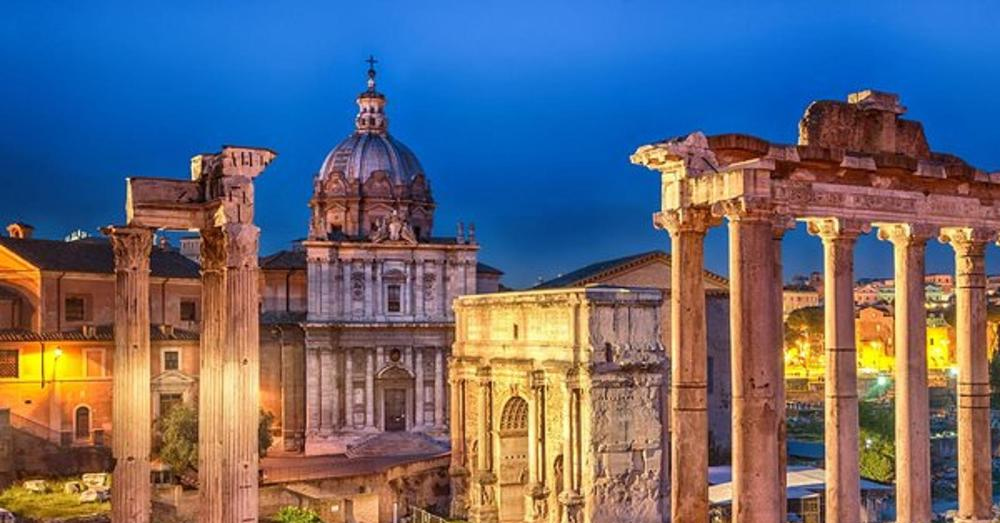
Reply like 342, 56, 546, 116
0, 236, 200, 279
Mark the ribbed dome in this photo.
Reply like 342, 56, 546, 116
318, 131, 424, 185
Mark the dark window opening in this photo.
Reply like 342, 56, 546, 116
387, 285, 401, 313
65, 296, 86, 322
164, 350, 180, 371
180, 300, 197, 322
74, 406, 90, 440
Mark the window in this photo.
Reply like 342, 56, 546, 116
163, 350, 180, 371
84, 349, 105, 377
387, 284, 401, 313
180, 300, 197, 322
65, 296, 86, 322
74, 406, 90, 440
0, 349, 18, 378
159, 393, 182, 417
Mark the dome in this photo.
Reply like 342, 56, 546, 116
318, 131, 424, 185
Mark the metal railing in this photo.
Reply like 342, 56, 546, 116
410, 506, 455, 523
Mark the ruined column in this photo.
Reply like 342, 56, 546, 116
877, 223, 935, 523
940, 228, 993, 523
772, 217, 795, 523
722, 200, 783, 523
808, 218, 867, 523
107, 226, 153, 523
198, 223, 262, 523
654, 208, 715, 523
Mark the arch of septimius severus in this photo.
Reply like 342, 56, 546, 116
104, 146, 275, 523
633, 90, 995, 523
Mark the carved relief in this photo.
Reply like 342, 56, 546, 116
351, 271, 365, 300
106, 227, 153, 272
423, 273, 436, 301
369, 209, 418, 244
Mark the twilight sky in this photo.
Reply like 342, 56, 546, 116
3, 1, 1000, 288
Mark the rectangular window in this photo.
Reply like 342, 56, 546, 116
180, 300, 197, 322
159, 393, 182, 417
163, 350, 180, 371
387, 284, 401, 313
84, 349, 105, 377
0, 349, 18, 378
65, 296, 86, 322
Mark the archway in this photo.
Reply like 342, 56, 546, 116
498, 396, 529, 522
376, 364, 414, 432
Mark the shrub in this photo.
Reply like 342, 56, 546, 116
273, 506, 323, 523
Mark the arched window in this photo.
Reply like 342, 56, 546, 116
500, 397, 529, 435
74, 406, 91, 440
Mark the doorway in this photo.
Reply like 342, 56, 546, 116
384, 388, 407, 431
499, 397, 529, 522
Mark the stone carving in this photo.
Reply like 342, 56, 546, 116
423, 273, 436, 300
602, 342, 666, 371
370, 210, 418, 244
107, 227, 153, 272
351, 271, 365, 300
629, 131, 719, 179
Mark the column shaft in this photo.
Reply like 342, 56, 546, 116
728, 214, 783, 523
365, 349, 375, 429
880, 224, 933, 523
435, 349, 445, 427
345, 350, 355, 427
320, 349, 333, 432
656, 210, 712, 523
415, 348, 425, 428
943, 229, 993, 523
811, 219, 863, 523
108, 227, 153, 523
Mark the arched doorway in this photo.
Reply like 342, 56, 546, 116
376, 364, 414, 432
74, 405, 91, 441
498, 397, 529, 522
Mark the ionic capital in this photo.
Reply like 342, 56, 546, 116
711, 196, 774, 222
805, 217, 871, 243
104, 226, 153, 272
652, 208, 719, 236
875, 223, 938, 247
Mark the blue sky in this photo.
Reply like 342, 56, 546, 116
2, 1, 1000, 287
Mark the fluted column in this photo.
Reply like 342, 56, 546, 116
877, 223, 935, 523
107, 226, 153, 523
722, 200, 783, 523
654, 208, 716, 523
527, 370, 549, 522
415, 348, 425, 428
365, 349, 375, 429
345, 350, 355, 427
449, 362, 470, 519
809, 218, 867, 523
434, 348, 445, 428
772, 216, 795, 523
320, 348, 333, 433
472, 368, 498, 523
941, 228, 994, 523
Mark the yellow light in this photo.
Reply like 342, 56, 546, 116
53, 347, 63, 359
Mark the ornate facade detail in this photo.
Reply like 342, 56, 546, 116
106, 227, 153, 272
805, 217, 871, 241
652, 207, 719, 236
369, 210, 418, 244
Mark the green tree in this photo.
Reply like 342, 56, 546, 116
784, 306, 825, 347
157, 407, 277, 475
858, 401, 895, 483
273, 506, 323, 523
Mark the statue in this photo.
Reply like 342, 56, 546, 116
370, 210, 418, 245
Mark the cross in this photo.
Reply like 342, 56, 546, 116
366, 55, 378, 71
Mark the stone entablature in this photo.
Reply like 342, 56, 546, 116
451, 286, 667, 523
632, 90, 997, 523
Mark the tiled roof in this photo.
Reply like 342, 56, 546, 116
476, 262, 503, 275
0, 237, 200, 279
0, 324, 199, 342
533, 250, 728, 290
260, 250, 307, 270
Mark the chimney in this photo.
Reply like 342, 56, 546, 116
6, 222, 34, 239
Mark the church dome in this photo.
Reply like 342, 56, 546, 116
309, 57, 435, 241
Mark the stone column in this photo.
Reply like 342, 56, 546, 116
723, 200, 783, 523
558, 373, 584, 523
345, 350, 355, 427
374, 260, 383, 318
365, 349, 375, 429
415, 348, 425, 428
808, 218, 867, 523
472, 368, 498, 523
941, 228, 994, 523
416, 260, 425, 319
320, 348, 333, 433
877, 223, 935, 523
304, 344, 321, 434
434, 348, 445, 428
654, 208, 715, 523
331, 350, 341, 430
528, 370, 549, 522
364, 261, 373, 318
107, 226, 153, 523
449, 362, 470, 520
772, 216, 794, 523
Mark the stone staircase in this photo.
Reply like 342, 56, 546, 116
345, 431, 449, 459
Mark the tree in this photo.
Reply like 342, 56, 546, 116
273, 507, 323, 523
157, 406, 277, 476
858, 401, 895, 483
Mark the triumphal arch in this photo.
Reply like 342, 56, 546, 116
104, 145, 276, 523
450, 287, 668, 523
632, 90, 996, 523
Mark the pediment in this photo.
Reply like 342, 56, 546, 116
152, 370, 197, 385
